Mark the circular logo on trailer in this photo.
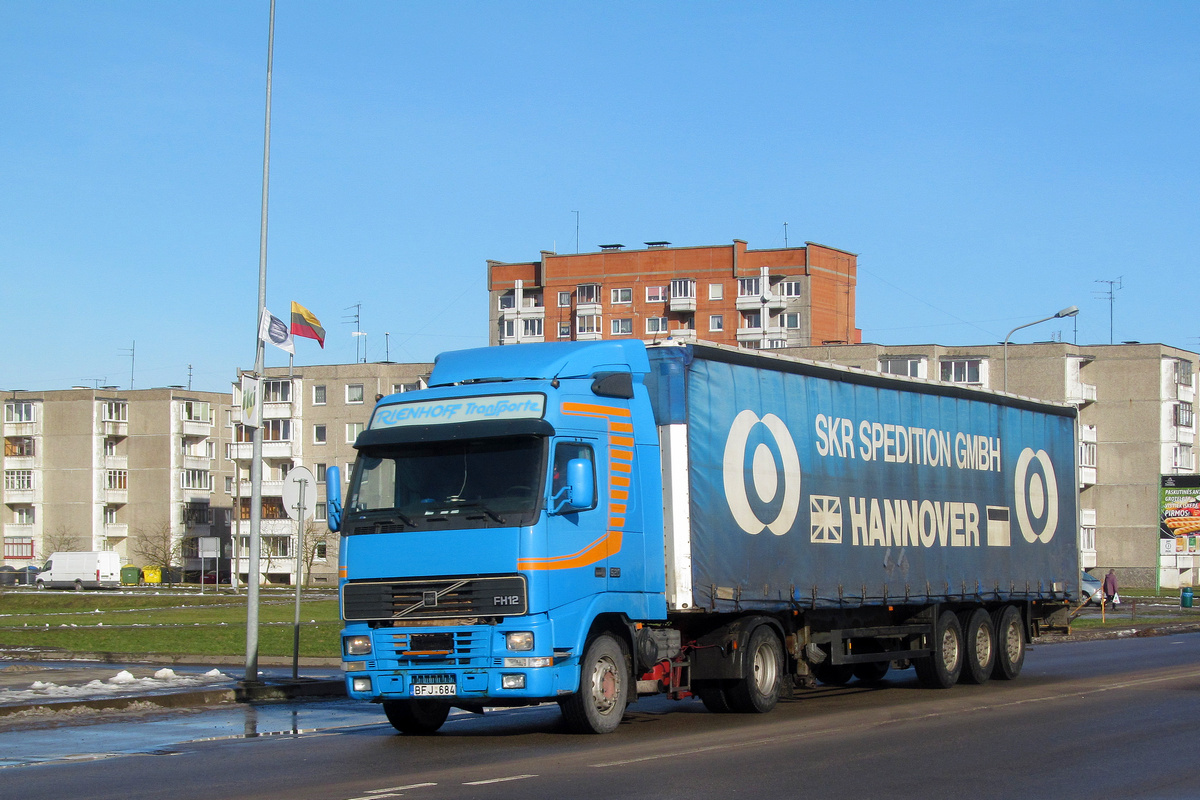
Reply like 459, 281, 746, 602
722, 410, 802, 535
1014, 447, 1058, 544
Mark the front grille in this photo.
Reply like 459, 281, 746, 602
343, 574, 527, 621
376, 629, 489, 666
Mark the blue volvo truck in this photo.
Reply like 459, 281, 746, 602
326, 340, 1079, 734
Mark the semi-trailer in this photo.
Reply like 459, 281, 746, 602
327, 339, 1079, 734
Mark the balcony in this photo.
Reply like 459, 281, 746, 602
1066, 383, 1097, 405
104, 454, 128, 470
735, 327, 764, 343
1079, 466, 1097, 488
4, 455, 35, 470
1079, 425, 1097, 444
668, 295, 696, 313
103, 523, 128, 539
237, 479, 285, 497
262, 402, 292, 420
103, 420, 129, 438
181, 418, 212, 437
229, 441, 293, 460
669, 328, 697, 341
105, 489, 128, 505
575, 301, 602, 317
735, 295, 764, 312
1081, 508, 1097, 527
3, 523, 34, 539
2, 422, 36, 437
183, 454, 211, 471
1180, 384, 1195, 403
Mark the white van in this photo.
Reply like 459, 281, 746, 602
36, 551, 122, 590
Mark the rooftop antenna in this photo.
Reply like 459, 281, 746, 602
572, 210, 580, 254
344, 302, 363, 362
120, 341, 136, 389
783, 221, 788, 248
188, 363, 193, 391
1093, 277, 1123, 344
84, 377, 108, 389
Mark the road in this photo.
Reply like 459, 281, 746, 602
2, 633, 1198, 800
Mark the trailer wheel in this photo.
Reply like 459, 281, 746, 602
958, 608, 996, 685
693, 680, 733, 713
914, 610, 963, 689
813, 662, 855, 686
991, 605, 1025, 681
559, 633, 629, 734
725, 626, 783, 713
382, 700, 450, 735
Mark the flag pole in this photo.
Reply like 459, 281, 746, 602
245, 0, 275, 687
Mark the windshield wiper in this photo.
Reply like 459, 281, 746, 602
350, 509, 416, 528
445, 499, 506, 525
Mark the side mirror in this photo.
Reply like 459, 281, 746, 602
326, 466, 343, 532
551, 458, 594, 514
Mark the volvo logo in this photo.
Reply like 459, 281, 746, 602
1014, 447, 1058, 544
723, 410, 802, 535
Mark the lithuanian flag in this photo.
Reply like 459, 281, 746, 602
290, 301, 326, 348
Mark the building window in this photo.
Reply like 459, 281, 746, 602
346, 422, 364, 443
610, 288, 632, 304
102, 401, 128, 422
738, 278, 761, 297
15, 506, 34, 524
315, 463, 327, 483
180, 401, 212, 423
577, 284, 601, 304
1174, 445, 1194, 470
709, 315, 724, 332
263, 419, 291, 441
1080, 527, 1096, 552
611, 318, 633, 335
101, 506, 116, 525
105, 470, 127, 490
742, 311, 762, 329
1176, 359, 1194, 386
104, 438, 117, 457
4, 437, 34, 457
577, 314, 601, 334
225, 476, 234, 493
498, 292, 516, 310
677, 314, 695, 330
346, 384, 365, 404
646, 286, 666, 303
558, 322, 571, 338
501, 319, 517, 339
263, 380, 291, 403
708, 283, 724, 301
4, 402, 34, 423
781, 312, 802, 329
1079, 442, 1097, 468
392, 382, 420, 394
669, 279, 695, 299
315, 502, 327, 522
1177, 402, 1194, 428
940, 359, 982, 385
646, 317, 668, 334
779, 280, 803, 298
522, 318, 543, 337
3, 538, 34, 559
313, 424, 327, 444
313, 385, 326, 405
881, 357, 925, 378
558, 291, 572, 308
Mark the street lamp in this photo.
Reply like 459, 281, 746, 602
1003, 306, 1080, 393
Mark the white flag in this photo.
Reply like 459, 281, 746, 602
258, 308, 294, 355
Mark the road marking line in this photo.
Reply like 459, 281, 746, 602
366, 783, 437, 794
463, 774, 538, 785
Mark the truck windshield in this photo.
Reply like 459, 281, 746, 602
344, 435, 545, 531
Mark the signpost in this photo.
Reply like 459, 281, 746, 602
199, 536, 220, 595
283, 466, 315, 679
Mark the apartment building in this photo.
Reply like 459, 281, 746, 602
487, 239, 861, 351
782, 341, 1200, 589
230, 362, 433, 586
2, 388, 237, 571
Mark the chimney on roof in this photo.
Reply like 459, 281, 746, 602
599, 243, 624, 251
645, 241, 671, 248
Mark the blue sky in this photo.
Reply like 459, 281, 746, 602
2, 2, 1197, 393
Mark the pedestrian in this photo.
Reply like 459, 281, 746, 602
1103, 568, 1118, 605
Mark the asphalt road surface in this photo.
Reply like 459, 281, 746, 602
3, 633, 1198, 800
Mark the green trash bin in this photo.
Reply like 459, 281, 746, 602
1182, 587, 1194, 609
120, 565, 142, 586
142, 565, 162, 584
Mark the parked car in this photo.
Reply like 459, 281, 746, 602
1081, 570, 1103, 605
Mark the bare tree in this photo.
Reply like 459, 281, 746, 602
130, 519, 183, 586
300, 519, 331, 587
42, 524, 86, 556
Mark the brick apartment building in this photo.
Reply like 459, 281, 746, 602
487, 239, 861, 351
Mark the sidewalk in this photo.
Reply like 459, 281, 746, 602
0, 648, 345, 722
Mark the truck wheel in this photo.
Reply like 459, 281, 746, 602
991, 605, 1025, 680
914, 610, 963, 689
693, 680, 733, 713
813, 662, 855, 686
958, 608, 995, 685
852, 661, 890, 684
382, 700, 450, 735
560, 633, 629, 734
725, 626, 783, 713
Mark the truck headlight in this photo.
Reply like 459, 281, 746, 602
501, 674, 526, 689
351, 676, 372, 693
505, 631, 534, 651
503, 656, 553, 668
344, 635, 372, 656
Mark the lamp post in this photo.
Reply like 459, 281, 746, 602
1003, 306, 1079, 393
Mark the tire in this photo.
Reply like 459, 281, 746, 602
725, 626, 784, 713
914, 610, 964, 689
382, 699, 450, 735
559, 633, 630, 734
957, 608, 995, 685
35, 580, 45, 590
991, 605, 1026, 681
73, 579, 83, 591
852, 660, 890, 684
693, 679, 734, 713
813, 661, 855, 686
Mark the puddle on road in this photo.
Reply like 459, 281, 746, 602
0, 700, 387, 768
